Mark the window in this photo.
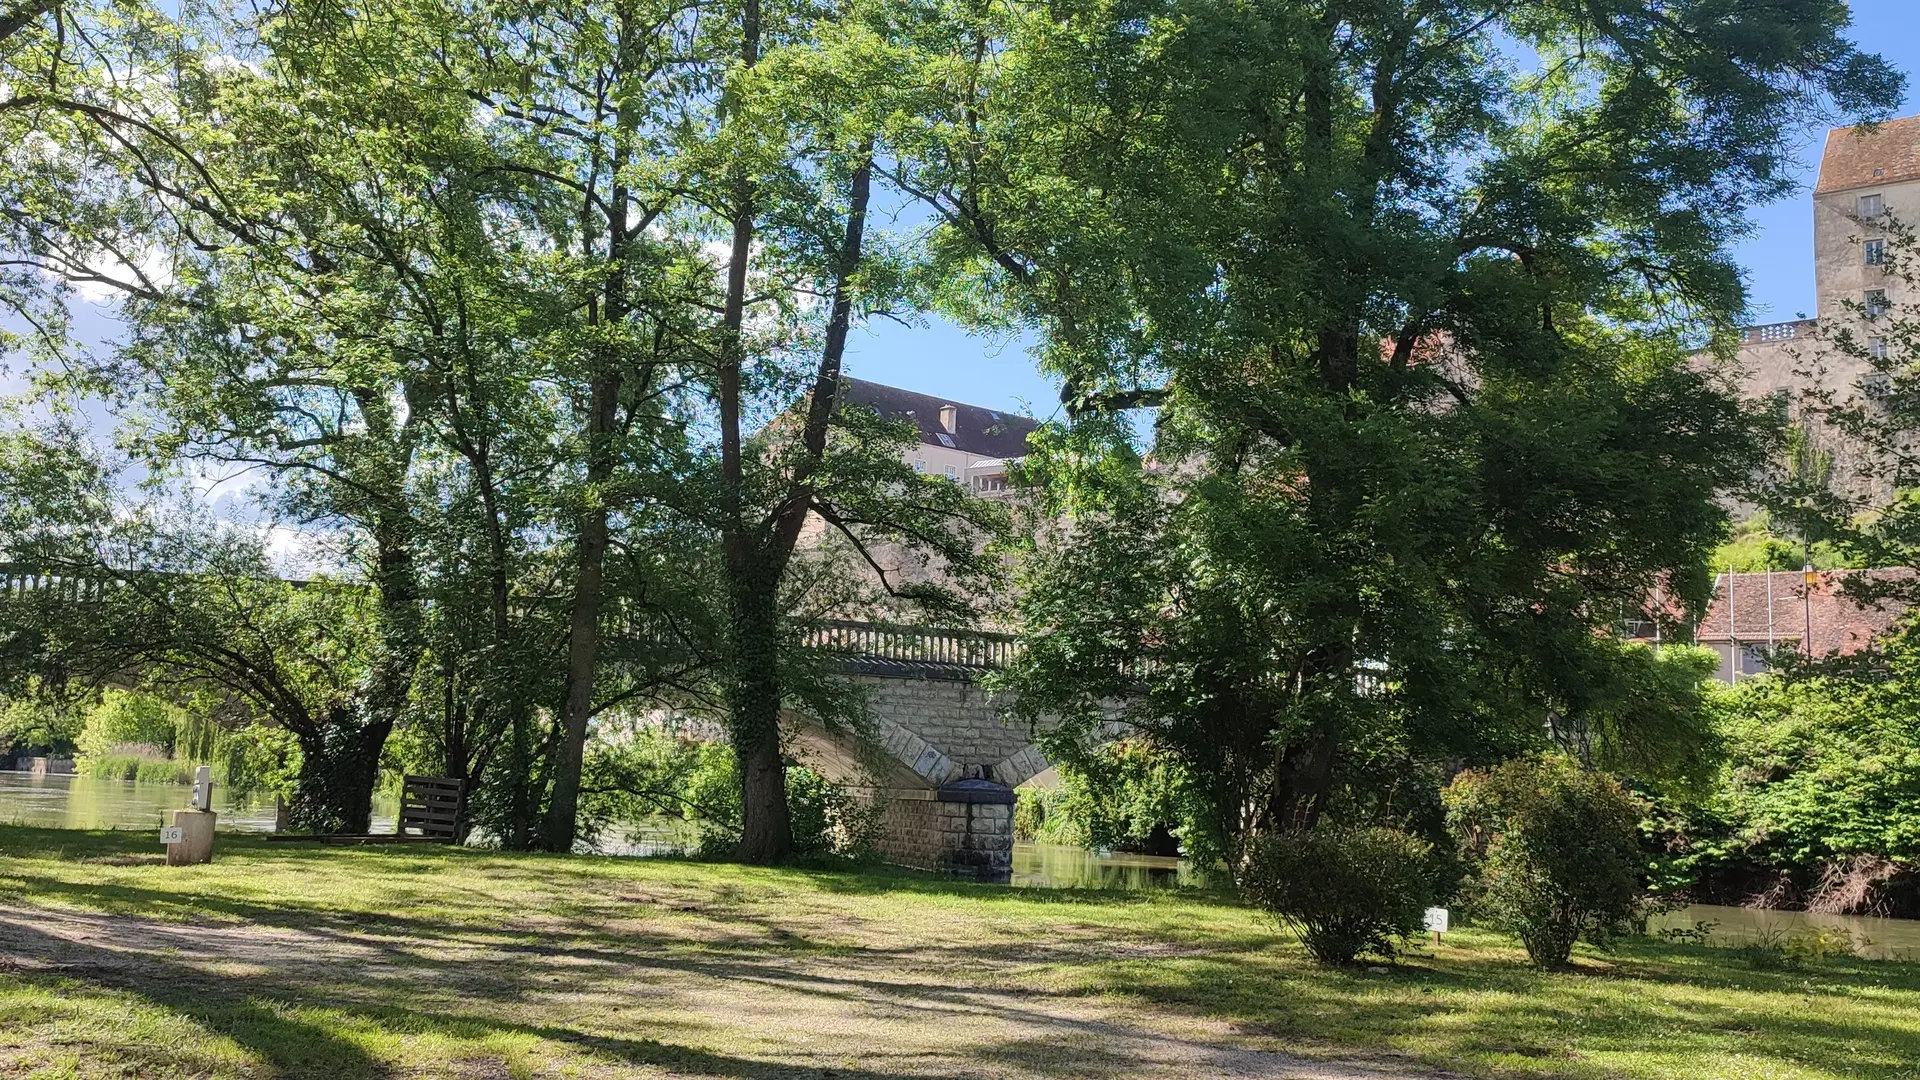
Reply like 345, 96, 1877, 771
1740, 644, 1771, 675
1859, 193, 1885, 218
1866, 288, 1889, 318
943, 464, 957, 480
974, 475, 1008, 493
1863, 371, 1892, 398
1866, 238, 1887, 266
912, 459, 925, 473
935, 432, 956, 448
1871, 337, 1890, 361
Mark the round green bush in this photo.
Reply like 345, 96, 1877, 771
1444, 755, 1646, 967
1241, 824, 1439, 965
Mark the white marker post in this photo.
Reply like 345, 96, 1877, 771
1423, 906, 1449, 946
164, 765, 217, 866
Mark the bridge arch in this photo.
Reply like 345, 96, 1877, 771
783, 666, 1131, 882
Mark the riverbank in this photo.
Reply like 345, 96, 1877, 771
0, 827, 1914, 1079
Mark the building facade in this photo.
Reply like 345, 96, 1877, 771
1695, 569, 1913, 683
1734, 116, 1920, 412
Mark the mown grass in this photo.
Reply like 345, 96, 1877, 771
0, 826, 1916, 1079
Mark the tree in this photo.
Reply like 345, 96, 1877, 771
3, 0, 1002, 857
2, 0, 719, 843
695, 0, 1005, 862
913, 0, 1895, 869
0, 457, 396, 829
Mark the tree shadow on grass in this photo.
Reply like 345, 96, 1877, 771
2, 927, 396, 1078
0, 913, 1095, 1080
11, 828, 1920, 1078
1101, 944, 1920, 1078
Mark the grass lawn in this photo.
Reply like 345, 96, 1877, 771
0, 828, 1915, 1079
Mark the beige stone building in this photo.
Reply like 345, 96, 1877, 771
1733, 116, 1920, 407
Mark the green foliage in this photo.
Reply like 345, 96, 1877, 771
78, 753, 199, 785
76, 690, 185, 760
1011, 741, 1199, 857
225, 725, 301, 801
1241, 825, 1440, 966
1445, 756, 1647, 967
1648, 647, 1920, 911
4, 0, 1901, 862
572, 725, 880, 861
0, 682, 88, 757
785, 766, 886, 862
1549, 643, 1726, 794
1713, 512, 1856, 574
958, 0, 1892, 861
1711, 675, 1920, 866
573, 727, 743, 856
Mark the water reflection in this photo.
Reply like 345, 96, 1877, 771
0, 771, 396, 833
1011, 842, 1204, 890
1648, 903, 1920, 961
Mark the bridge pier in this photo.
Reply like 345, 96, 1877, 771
870, 780, 1016, 883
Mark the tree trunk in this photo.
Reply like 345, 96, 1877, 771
729, 579, 792, 862
544, 378, 617, 852
543, 153, 633, 851
1268, 727, 1340, 836
289, 716, 392, 834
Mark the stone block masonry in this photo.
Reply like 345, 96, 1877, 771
791, 672, 1122, 883
868, 782, 1015, 884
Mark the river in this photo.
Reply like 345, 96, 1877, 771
1010, 843, 1201, 890
0, 771, 396, 833
1647, 903, 1920, 961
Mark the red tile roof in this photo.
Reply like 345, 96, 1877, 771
1697, 569, 1913, 657
1815, 116, 1920, 195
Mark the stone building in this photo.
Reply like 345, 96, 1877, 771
1732, 116, 1920, 411
836, 377, 1037, 496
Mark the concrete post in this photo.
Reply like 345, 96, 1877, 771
166, 809, 217, 866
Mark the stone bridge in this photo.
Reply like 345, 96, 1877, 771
797, 622, 1124, 883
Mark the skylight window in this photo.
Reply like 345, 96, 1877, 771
936, 433, 956, 448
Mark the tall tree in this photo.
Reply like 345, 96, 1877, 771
704, 0, 1003, 863
902, 0, 1900, 866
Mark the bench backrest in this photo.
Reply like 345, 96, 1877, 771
399, 775, 465, 839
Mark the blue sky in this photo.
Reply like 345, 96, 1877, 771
843, 0, 1920, 418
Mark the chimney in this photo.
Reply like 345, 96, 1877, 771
939, 404, 958, 434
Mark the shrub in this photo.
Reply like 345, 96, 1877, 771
1241, 824, 1439, 965
1444, 756, 1646, 967
0, 683, 90, 758
1013, 787, 1064, 843
787, 766, 885, 860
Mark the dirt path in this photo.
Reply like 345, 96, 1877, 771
0, 904, 1457, 1080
